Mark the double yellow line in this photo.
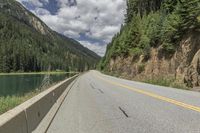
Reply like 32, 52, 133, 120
96, 75, 200, 113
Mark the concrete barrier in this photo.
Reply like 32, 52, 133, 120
0, 109, 27, 133
0, 75, 78, 133
26, 91, 55, 133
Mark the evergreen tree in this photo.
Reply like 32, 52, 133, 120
100, 0, 200, 70
177, 0, 200, 31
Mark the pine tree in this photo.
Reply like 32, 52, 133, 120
177, 0, 200, 30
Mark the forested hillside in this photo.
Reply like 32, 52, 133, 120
0, 0, 100, 73
100, 0, 200, 88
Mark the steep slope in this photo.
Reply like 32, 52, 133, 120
0, 0, 100, 72
100, 0, 200, 88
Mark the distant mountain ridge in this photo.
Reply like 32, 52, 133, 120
0, 0, 100, 72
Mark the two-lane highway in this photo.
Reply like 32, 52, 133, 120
47, 71, 200, 133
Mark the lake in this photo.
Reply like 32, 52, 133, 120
0, 73, 74, 97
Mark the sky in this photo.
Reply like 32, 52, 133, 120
16, 0, 126, 56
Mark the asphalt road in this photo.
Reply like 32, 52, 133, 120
47, 70, 200, 133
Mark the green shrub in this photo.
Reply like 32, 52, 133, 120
162, 43, 176, 54
144, 77, 173, 87
129, 47, 143, 57
0, 96, 22, 114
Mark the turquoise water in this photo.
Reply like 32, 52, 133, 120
0, 73, 73, 97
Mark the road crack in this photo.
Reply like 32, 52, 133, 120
98, 89, 104, 94
119, 106, 129, 118
90, 83, 96, 89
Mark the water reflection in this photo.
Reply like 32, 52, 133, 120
0, 73, 74, 97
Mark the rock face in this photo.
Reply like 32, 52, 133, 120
108, 33, 200, 87
184, 49, 200, 87
0, 0, 51, 35
29, 16, 48, 35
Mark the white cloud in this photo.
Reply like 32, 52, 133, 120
88, 25, 121, 42
34, 8, 50, 15
18, 0, 43, 7
18, 0, 126, 56
17, 0, 49, 7
64, 30, 80, 39
79, 41, 107, 57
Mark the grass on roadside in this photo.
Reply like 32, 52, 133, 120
143, 77, 189, 90
0, 91, 39, 114
144, 77, 173, 87
102, 71, 190, 90
0, 96, 23, 114
0, 80, 63, 115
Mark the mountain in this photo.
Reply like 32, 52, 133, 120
99, 0, 200, 88
0, 0, 100, 73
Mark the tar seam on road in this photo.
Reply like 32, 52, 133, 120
119, 107, 129, 118
90, 83, 96, 89
96, 74, 200, 113
90, 83, 104, 94
44, 78, 79, 133
98, 89, 104, 94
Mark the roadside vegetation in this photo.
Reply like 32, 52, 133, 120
0, 91, 38, 114
143, 77, 189, 90
98, 0, 200, 89
99, 0, 200, 70
102, 70, 189, 90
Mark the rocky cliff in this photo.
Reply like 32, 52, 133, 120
107, 32, 200, 87
100, 0, 200, 88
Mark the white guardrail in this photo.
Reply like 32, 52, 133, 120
0, 75, 78, 133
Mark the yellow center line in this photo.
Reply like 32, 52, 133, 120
96, 74, 200, 113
